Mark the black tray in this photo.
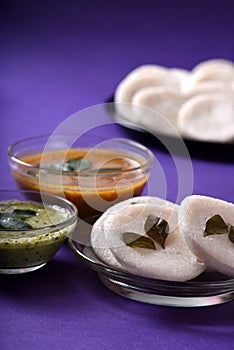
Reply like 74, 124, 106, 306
105, 96, 234, 163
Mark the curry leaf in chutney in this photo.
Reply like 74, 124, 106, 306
11, 209, 37, 219
0, 209, 37, 230
0, 217, 33, 230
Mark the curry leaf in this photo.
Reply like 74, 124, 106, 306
0, 217, 33, 230
123, 232, 156, 250
204, 214, 229, 236
0, 209, 37, 230
204, 214, 234, 246
144, 215, 169, 249
11, 209, 37, 219
27, 170, 37, 177
96, 167, 123, 173
228, 225, 234, 244
62, 158, 91, 172
36, 157, 92, 173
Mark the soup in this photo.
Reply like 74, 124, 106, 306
11, 148, 149, 219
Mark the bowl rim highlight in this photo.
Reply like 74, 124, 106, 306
8, 134, 155, 177
0, 189, 78, 233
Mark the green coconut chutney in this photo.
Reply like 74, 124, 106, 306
0, 200, 75, 270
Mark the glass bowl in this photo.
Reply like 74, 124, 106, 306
8, 134, 154, 219
0, 190, 77, 274
68, 224, 234, 307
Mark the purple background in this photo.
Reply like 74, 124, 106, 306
1, 1, 234, 349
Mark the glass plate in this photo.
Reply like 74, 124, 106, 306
67, 232, 234, 308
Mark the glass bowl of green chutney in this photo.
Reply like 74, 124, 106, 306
0, 190, 78, 274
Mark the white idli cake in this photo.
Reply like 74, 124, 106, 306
115, 65, 180, 105
114, 59, 234, 142
132, 86, 184, 136
114, 65, 180, 127
90, 196, 173, 270
191, 59, 234, 83
91, 196, 205, 282
177, 93, 234, 142
179, 195, 234, 277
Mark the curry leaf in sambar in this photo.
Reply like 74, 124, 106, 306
62, 158, 91, 172
44, 157, 92, 172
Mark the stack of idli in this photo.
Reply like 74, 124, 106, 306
114, 59, 234, 142
90, 195, 234, 282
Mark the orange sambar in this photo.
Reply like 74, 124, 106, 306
12, 148, 149, 219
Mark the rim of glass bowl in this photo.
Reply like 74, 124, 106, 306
68, 239, 234, 296
0, 189, 78, 233
8, 134, 154, 177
